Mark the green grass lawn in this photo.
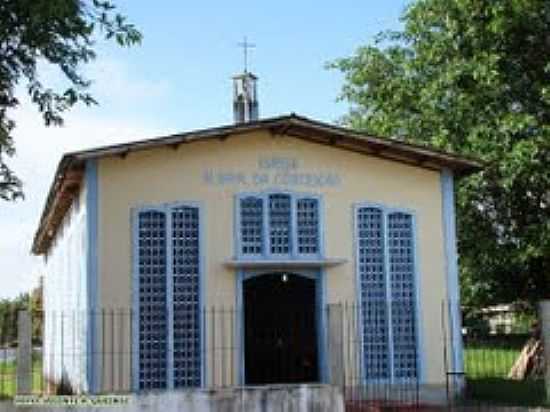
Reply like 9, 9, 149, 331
464, 345, 520, 378
0, 360, 18, 399
0, 359, 44, 399
464, 344, 546, 406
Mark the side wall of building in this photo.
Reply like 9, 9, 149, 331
96, 131, 453, 387
42, 176, 89, 391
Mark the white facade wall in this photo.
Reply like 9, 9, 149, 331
43, 181, 89, 392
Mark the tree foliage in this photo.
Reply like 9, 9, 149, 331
0, 279, 43, 345
0, 0, 141, 201
330, 0, 550, 307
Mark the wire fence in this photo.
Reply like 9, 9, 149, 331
339, 302, 421, 411
0, 303, 424, 409
7, 301, 547, 408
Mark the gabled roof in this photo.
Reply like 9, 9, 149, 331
32, 113, 482, 255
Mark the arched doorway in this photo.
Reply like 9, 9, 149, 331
243, 272, 319, 384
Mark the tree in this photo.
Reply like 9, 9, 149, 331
0, 292, 29, 345
0, 279, 44, 345
0, 0, 141, 201
329, 0, 550, 308
30, 277, 43, 344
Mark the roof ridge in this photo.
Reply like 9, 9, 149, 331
31, 113, 482, 255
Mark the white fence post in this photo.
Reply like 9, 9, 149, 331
16, 310, 32, 395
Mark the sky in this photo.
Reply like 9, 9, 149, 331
0, 0, 408, 299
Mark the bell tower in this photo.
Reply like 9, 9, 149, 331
233, 37, 259, 123
233, 72, 259, 123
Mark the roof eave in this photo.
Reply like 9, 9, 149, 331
31, 114, 482, 255
31, 156, 85, 255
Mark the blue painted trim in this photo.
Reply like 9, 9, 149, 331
225, 258, 346, 268
411, 213, 426, 383
242, 268, 318, 281
317, 267, 329, 383
353, 201, 425, 384
383, 210, 395, 382
197, 203, 207, 388
351, 203, 364, 383
441, 169, 464, 384
237, 188, 322, 198
165, 210, 175, 390
236, 270, 245, 386
130, 207, 141, 392
85, 159, 99, 393
290, 196, 298, 257
263, 194, 270, 258
233, 194, 241, 259
318, 195, 326, 258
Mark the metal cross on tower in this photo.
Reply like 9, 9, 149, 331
238, 36, 255, 73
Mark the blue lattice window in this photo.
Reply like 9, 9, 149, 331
388, 212, 417, 379
237, 192, 322, 259
137, 210, 168, 390
240, 197, 263, 255
297, 198, 319, 255
134, 204, 202, 391
356, 207, 390, 380
172, 206, 201, 388
356, 206, 418, 382
268, 194, 292, 255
